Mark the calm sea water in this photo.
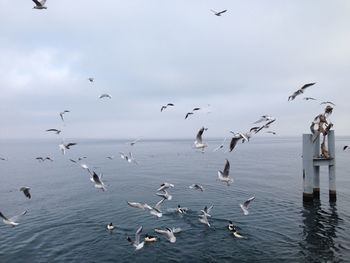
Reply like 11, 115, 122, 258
1, 137, 350, 263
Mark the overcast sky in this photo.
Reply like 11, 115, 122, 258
0, 0, 349, 139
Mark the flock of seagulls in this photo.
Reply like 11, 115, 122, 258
1, 1, 349, 257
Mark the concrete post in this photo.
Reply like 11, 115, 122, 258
328, 131, 336, 202
302, 134, 314, 202
313, 136, 320, 199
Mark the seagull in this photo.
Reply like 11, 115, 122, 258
198, 213, 211, 227
185, 112, 194, 119
193, 107, 201, 111
32, 0, 47, 9
127, 226, 144, 250
20, 187, 31, 199
189, 184, 205, 192
303, 97, 317, 101
154, 227, 182, 243
229, 133, 247, 152
46, 129, 61, 134
200, 205, 214, 218
130, 138, 141, 146
99, 94, 112, 99
160, 103, 175, 112
211, 9, 227, 16
88, 77, 94, 82
106, 223, 115, 231
255, 118, 276, 133
288, 83, 316, 101
0, 211, 27, 227
320, 101, 336, 106
59, 142, 77, 155
59, 110, 70, 122
127, 201, 152, 210
218, 159, 233, 185
240, 196, 255, 215
213, 137, 227, 152
266, 131, 277, 135
343, 146, 349, 151
106, 156, 114, 160
0, 157, 7, 161
176, 205, 188, 214
35, 157, 53, 162
156, 189, 172, 200
146, 198, 166, 218
157, 182, 174, 192
194, 127, 208, 151
253, 115, 275, 124
91, 171, 106, 191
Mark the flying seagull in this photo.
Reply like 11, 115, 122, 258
240, 196, 255, 215
229, 133, 247, 152
199, 213, 211, 227
266, 131, 277, 135
189, 184, 205, 192
193, 107, 201, 111
253, 115, 275, 124
88, 77, 94, 82
320, 101, 336, 106
0, 157, 7, 161
343, 146, 349, 151
127, 226, 145, 250
99, 94, 112, 99
154, 227, 182, 243
194, 127, 208, 152
288, 83, 316, 101
46, 129, 61, 134
200, 205, 214, 218
303, 97, 317, 101
91, 171, 106, 191
20, 187, 31, 199
156, 189, 172, 200
59, 110, 70, 122
217, 159, 233, 185
146, 198, 166, 218
59, 142, 77, 155
157, 182, 174, 192
130, 138, 141, 146
185, 112, 194, 119
211, 9, 227, 16
160, 103, 175, 112
32, 0, 47, 9
106, 156, 114, 160
36, 157, 53, 162
0, 211, 27, 227
127, 201, 151, 210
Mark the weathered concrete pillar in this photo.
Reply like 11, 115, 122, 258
313, 136, 320, 199
302, 134, 314, 202
328, 131, 336, 202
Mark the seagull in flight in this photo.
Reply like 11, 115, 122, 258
0, 157, 7, 161
303, 97, 317, 101
88, 77, 94, 82
240, 196, 255, 215
229, 133, 247, 152
213, 137, 227, 152
160, 103, 175, 112
36, 157, 53, 162
59, 142, 77, 155
146, 198, 166, 218
91, 171, 106, 191
130, 138, 141, 146
343, 146, 349, 151
253, 115, 275, 124
185, 112, 194, 119
99, 94, 112, 99
59, 110, 70, 122
218, 159, 233, 185
46, 129, 61, 134
194, 127, 208, 152
320, 101, 336, 106
189, 184, 205, 192
154, 227, 182, 243
266, 131, 277, 135
156, 189, 172, 200
288, 83, 316, 101
32, 0, 47, 9
157, 182, 174, 192
20, 187, 31, 199
211, 9, 227, 16
0, 211, 27, 227
127, 201, 151, 210
127, 226, 145, 250
200, 205, 214, 218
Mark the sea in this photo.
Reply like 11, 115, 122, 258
1, 137, 350, 263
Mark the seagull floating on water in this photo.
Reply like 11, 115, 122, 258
240, 196, 255, 215
177, 205, 188, 214
107, 223, 115, 230
32, 0, 47, 9
0, 211, 27, 227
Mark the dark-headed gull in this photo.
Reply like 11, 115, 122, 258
288, 83, 316, 101
154, 227, 182, 243
0, 211, 27, 227
20, 187, 31, 199
32, 0, 47, 9
217, 159, 233, 185
127, 226, 144, 250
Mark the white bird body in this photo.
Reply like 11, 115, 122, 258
0, 211, 27, 227
217, 159, 233, 185
194, 127, 208, 151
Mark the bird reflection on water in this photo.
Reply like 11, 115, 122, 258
299, 201, 341, 262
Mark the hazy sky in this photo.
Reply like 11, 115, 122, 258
1, 0, 349, 139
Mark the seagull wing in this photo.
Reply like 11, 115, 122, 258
301, 82, 316, 91
217, 10, 227, 15
223, 159, 230, 176
40, 0, 47, 6
243, 196, 255, 207
135, 226, 142, 245
172, 227, 182, 233
154, 198, 165, 210
9, 211, 27, 223
32, 0, 42, 6
0, 212, 9, 221
196, 127, 205, 144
